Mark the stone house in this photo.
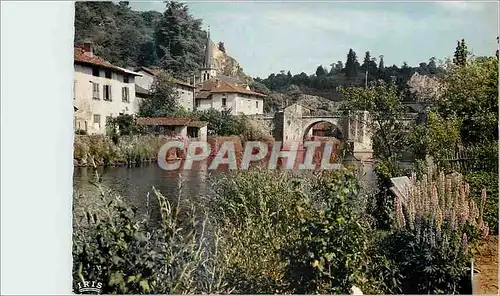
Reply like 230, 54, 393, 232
73, 43, 141, 135
195, 79, 265, 115
194, 29, 265, 115
134, 66, 195, 112
136, 117, 208, 141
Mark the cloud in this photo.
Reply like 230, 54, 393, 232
436, 1, 488, 12
258, 8, 429, 38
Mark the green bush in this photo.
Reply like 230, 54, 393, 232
465, 171, 498, 234
207, 168, 310, 293
73, 135, 176, 166
283, 169, 379, 294
73, 179, 231, 294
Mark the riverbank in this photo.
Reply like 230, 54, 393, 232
73, 135, 345, 168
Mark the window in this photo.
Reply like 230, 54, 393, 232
84, 121, 88, 132
256, 101, 259, 108
93, 114, 101, 129
123, 75, 129, 83
103, 85, 112, 101
92, 83, 100, 100
222, 97, 227, 107
122, 87, 129, 103
187, 127, 198, 138
196, 100, 200, 108
105, 69, 112, 79
92, 67, 100, 77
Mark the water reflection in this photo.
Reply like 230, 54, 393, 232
73, 160, 379, 219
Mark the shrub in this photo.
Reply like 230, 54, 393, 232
73, 178, 231, 294
380, 168, 490, 294
465, 171, 498, 234
283, 169, 378, 294
206, 168, 311, 293
75, 129, 87, 135
371, 159, 411, 229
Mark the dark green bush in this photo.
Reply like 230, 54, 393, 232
282, 169, 380, 294
465, 171, 499, 234
378, 229, 471, 294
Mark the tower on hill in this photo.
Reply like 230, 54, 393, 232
200, 26, 217, 83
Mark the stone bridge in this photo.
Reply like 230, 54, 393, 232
247, 103, 418, 160
271, 103, 373, 159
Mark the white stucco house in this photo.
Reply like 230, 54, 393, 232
73, 43, 141, 135
194, 29, 265, 115
134, 66, 195, 112
195, 79, 265, 115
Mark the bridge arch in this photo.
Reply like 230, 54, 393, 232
301, 118, 345, 141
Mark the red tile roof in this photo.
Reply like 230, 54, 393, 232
196, 79, 265, 99
74, 47, 140, 76
136, 117, 207, 127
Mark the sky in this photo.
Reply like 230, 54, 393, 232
128, 0, 499, 78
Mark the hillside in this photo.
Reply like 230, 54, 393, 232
209, 41, 252, 84
74, 1, 252, 83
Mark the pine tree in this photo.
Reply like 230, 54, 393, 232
378, 55, 385, 72
344, 49, 358, 78
453, 39, 468, 66
361, 51, 371, 72
316, 65, 326, 76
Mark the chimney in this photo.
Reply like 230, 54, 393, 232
83, 42, 93, 57
216, 78, 221, 88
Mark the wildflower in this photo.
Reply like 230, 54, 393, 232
407, 196, 415, 230
395, 196, 406, 229
312, 260, 320, 268
469, 200, 478, 225
449, 209, 457, 231
435, 206, 443, 231
461, 233, 468, 254
481, 224, 489, 238
431, 185, 439, 213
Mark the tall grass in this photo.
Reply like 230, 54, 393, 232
73, 135, 185, 166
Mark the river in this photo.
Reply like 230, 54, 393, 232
73, 159, 378, 214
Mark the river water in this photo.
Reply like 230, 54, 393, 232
73, 159, 377, 210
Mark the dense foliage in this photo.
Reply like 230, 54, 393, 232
75, 1, 205, 79
255, 53, 445, 100
74, 167, 484, 294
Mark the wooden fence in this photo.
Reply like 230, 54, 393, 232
438, 144, 497, 173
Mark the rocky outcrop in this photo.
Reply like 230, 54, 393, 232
210, 41, 252, 84
263, 92, 343, 115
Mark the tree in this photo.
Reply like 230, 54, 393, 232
407, 72, 444, 103
330, 61, 343, 75
361, 51, 371, 72
496, 37, 499, 58
378, 55, 385, 72
138, 71, 183, 117
340, 80, 413, 229
453, 39, 468, 67
438, 56, 498, 143
428, 57, 438, 75
154, 1, 205, 79
344, 49, 359, 78
194, 108, 243, 136
218, 41, 226, 53
340, 80, 411, 162
315, 65, 326, 77
138, 40, 158, 67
